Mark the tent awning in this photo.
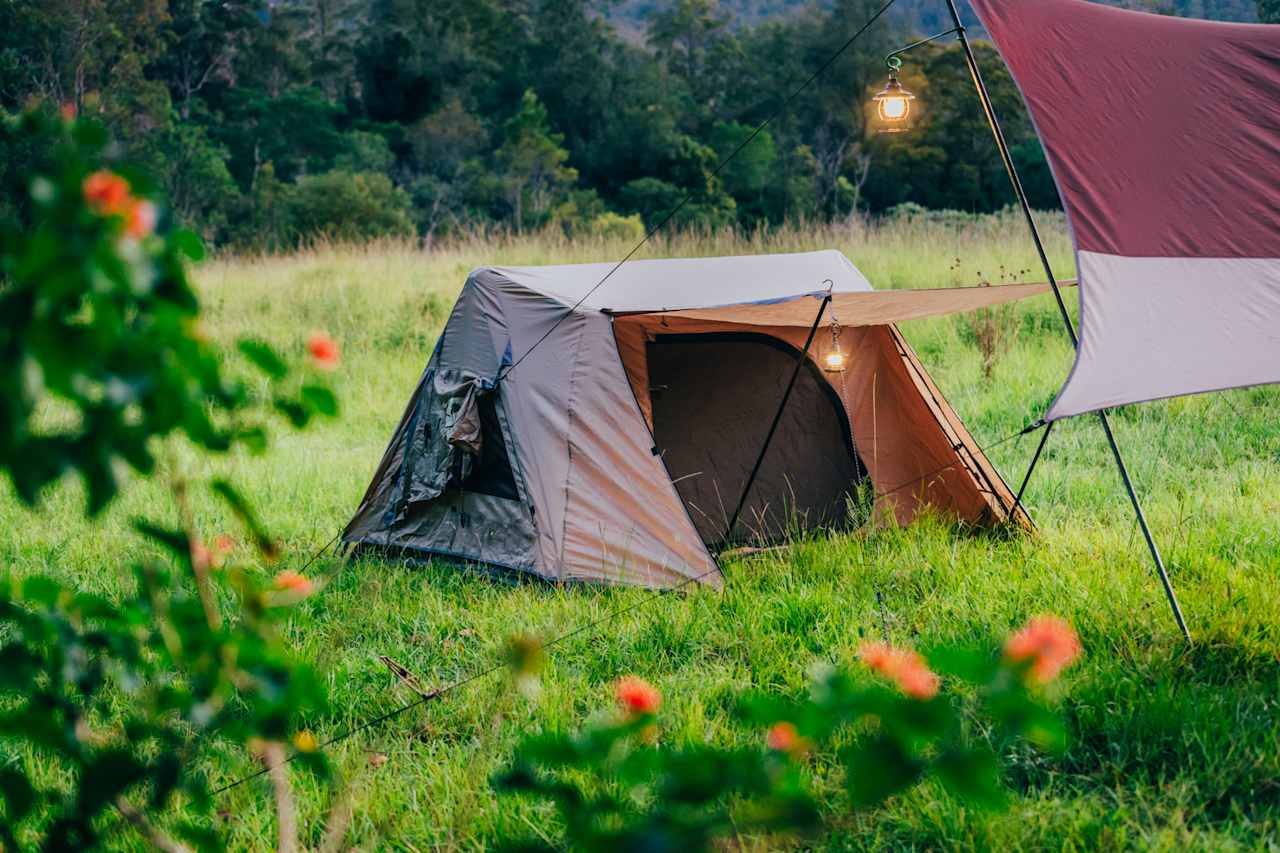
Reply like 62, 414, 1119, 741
611, 280, 1075, 327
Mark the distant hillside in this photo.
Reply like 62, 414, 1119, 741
606, 0, 1260, 39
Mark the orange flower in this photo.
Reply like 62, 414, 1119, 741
83, 170, 132, 217
1005, 615, 1082, 683
124, 198, 157, 238
766, 721, 808, 755
273, 570, 314, 597
614, 676, 661, 716
857, 642, 940, 700
307, 331, 340, 370
213, 534, 236, 555
60, 102, 77, 121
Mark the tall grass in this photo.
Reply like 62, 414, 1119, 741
3, 214, 1278, 850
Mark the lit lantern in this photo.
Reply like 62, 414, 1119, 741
822, 316, 846, 372
873, 57, 916, 133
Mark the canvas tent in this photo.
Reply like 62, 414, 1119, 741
343, 251, 1040, 588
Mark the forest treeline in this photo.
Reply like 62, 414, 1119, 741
2, 0, 1274, 250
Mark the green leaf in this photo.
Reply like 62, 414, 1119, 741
170, 229, 205, 261
237, 339, 288, 380
210, 479, 277, 560
929, 646, 1000, 685
20, 576, 61, 607
0, 766, 35, 820
274, 398, 311, 428
934, 745, 1008, 810
300, 383, 338, 417
842, 736, 924, 808
133, 520, 191, 563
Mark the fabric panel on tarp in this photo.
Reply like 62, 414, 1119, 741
969, 0, 1280, 420
644, 281, 1067, 328
646, 333, 871, 546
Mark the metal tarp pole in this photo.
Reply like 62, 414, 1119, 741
941, 0, 1191, 642
723, 294, 831, 544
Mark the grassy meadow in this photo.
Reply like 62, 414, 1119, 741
4, 213, 1279, 850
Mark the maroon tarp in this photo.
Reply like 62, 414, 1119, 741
970, 0, 1280, 419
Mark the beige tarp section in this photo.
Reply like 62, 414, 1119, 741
630, 280, 1075, 327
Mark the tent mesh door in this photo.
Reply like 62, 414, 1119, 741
646, 333, 870, 547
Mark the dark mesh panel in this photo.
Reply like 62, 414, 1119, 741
647, 333, 870, 547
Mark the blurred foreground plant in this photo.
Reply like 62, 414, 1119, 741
493, 618, 1080, 851
0, 108, 339, 850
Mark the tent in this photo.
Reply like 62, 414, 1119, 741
342, 251, 1041, 588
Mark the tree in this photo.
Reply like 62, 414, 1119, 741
494, 89, 579, 231
151, 0, 263, 119
137, 118, 242, 240
1259, 0, 1280, 21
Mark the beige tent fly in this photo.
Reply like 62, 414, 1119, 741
343, 250, 1041, 589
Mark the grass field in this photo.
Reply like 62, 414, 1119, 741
4, 213, 1279, 850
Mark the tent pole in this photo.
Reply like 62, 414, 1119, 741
1009, 420, 1051, 521
723, 294, 831, 545
941, 0, 1191, 643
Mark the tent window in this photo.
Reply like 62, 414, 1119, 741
459, 394, 520, 501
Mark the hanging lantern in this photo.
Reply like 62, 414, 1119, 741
823, 315, 845, 372
873, 58, 916, 133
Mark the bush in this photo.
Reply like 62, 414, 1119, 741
590, 211, 646, 242
286, 170, 415, 244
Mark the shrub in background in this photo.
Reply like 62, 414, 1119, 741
285, 170, 416, 245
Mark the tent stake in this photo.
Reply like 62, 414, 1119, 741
723, 294, 831, 545
941, 0, 1191, 643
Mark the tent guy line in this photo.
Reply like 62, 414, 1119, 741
212, 424, 1032, 798
494, 0, 899, 384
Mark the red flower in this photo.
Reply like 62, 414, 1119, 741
60, 102, 77, 121
124, 198, 157, 238
766, 721, 808, 755
307, 331, 340, 370
83, 170, 132, 217
1005, 615, 1082, 683
858, 642, 940, 700
614, 676, 661, 716
273, 570, 314, 597
213, 534, 236, 555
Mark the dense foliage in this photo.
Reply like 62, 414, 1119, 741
0, 0, 1058, 251
0, 110, 339, 850
494, 620, 1080, 851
